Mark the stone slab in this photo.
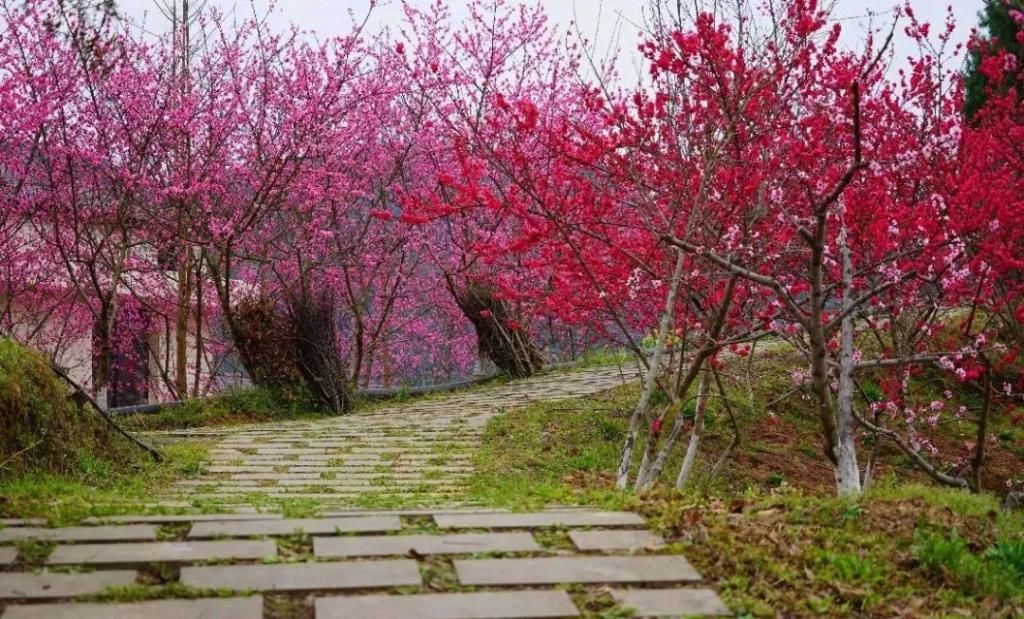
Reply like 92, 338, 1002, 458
180, 559, 420, 591
454, 556, 701, 585
568, 530, 664, 551
48, 540, 276, 565
0, 525, 157, 544
314, 532, 539, 557
0, 570, 136, 599
0, 548, 16, 565
188, 516, 401, 538
83, 514, 283, 524
611, 588, 731, 617
434, 512, 644, 529
1, 597, 262, 619
315, 590, 580, 618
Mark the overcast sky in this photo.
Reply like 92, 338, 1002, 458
115, 0, 985, 80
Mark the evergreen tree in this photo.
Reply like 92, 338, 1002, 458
965, 0, 1024, 120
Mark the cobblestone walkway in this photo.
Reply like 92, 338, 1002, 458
0, 509, 729, 618
154, 366, 632, 510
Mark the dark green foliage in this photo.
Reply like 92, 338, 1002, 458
120, 384, 327, 432
913, 530, 1024, 601
965, 0, 1024, 120
0, 338, 139, 478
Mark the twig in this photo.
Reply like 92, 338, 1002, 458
708, 369, 741, 481
50, 364, 164, 462
0, 440, 43, 472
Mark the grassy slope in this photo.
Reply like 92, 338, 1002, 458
467, 366, 1024, 617
119, 385, 330, 432
0, 442, 210, 524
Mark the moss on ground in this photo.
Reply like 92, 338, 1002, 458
0, 337, 144, 480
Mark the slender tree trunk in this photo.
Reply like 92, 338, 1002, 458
835, 226, 862, 495
617, 250, 686, 489
635, 276, 736, 490
174, 258, 190, 398
807, 213, 842, 480
191, 256, 204, 398
93, 296, 118, 410
971, 363, 992, 493
708, 370, 741, 480
674, 373, 709, 489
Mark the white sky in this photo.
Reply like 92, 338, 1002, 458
116, 0, 985, 80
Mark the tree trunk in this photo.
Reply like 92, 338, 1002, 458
835, 226, 862, 496
674, 373, 709, 489
635, 275, 736, 491
452, 280, 543, 379
971, 363, 992, 493
174, 258, 191, 398
191, 256, 204, 398
617, 250, 685, 489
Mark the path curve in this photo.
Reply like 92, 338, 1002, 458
157, 365, 634, 510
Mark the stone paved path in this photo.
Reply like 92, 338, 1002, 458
0, 509, 730, 618
151, 366, 632, 510
0, 364, 732, 616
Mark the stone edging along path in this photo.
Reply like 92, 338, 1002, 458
0, 509, 729, 618
149, 365, 635, 509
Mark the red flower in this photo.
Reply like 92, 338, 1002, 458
479, 309, 493, 319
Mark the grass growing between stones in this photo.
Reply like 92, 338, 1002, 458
466, 362, 1024, 617
0, 441, 211, 524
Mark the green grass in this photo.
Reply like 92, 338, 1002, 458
0, 338, 144, 477
120, 385, 329, 432
466, 377, 1024, 617
0, 441, 211, 524
572, 346, 635, 369
914, 529, 1024, 602
467, 384, 641, 509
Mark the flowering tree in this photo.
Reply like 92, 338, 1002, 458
1, 0, 1020, 495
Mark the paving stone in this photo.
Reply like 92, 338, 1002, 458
435, 511, 644, 529
188, 516, 401, 538
315, 532, 539, 557
0, 548, 15, 565
332, 508, 507, 516
180, 559, 420, 591
0, 596, 263, 619
186, 493, 383, 501
611, 588, 731, 617
568, 529, 664, 551
315, 590, 580, 618
0, 520, 46, 527
276, 478, 457, 487
82, 514, 283, 525
48, 539, 276, 565
0, 570, 137, 599
454, 556, 701, 586
229, 473, 322, 480
0, 525, 156, 543
205, 466, 277, 473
